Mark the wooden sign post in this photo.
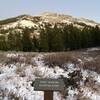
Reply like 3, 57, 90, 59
34, 79, 65, 100
44, 91, 53, 100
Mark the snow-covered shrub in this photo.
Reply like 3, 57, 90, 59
82, 55, 100, 74
16, 66, 25, 77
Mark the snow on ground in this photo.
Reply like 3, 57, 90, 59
1, 19, 38, 30
87, 47, 100, 52
81, 87, 100, 100
19, 20, 38, 28
0, 53, 100, 100
66, 87, 78, 100
0, 54, 44, 100
78, 18, 97, 27
2, 22, 18, 30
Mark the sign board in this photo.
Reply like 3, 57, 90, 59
34, 79, 65, 91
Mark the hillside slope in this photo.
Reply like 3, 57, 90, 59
0, 12, 100, 36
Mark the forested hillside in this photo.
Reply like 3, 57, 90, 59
0, 24, 100, 52
0, 13, 100, 52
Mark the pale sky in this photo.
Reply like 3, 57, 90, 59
0, 0, 100, 22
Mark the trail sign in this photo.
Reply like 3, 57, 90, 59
34, 79, 65, 100
34, 79, 65, 91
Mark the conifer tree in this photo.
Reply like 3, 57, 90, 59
21, 28, 33, 51
0, 36, 7, 50
32, 36, 39, 51
39, 29, 49, 52
14, 33, 23, 51
7, 32, 16, 50
50, 25, 64, 51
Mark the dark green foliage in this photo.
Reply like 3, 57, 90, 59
39, 24, 64, 52
0, 17, 17, 25
6, 30, 22, 51
0, 36, 7, 50
91, 26, 100, 46
49, 25, 64, 51
66, 25, 81, 50
81, 27, 89, 48
7, 33, 16, 50
14, 33, 23, 51
21, 28, 33, 51
0, 24, 100, 52
39, 29, 49, 52
32, 36, 39, 51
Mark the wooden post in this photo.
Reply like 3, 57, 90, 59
44, 91, 53, 100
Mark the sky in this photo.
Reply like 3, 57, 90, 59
0, 0, 100, 22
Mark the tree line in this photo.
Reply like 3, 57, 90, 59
39, 24, 100, 52
0, 24, 100, 52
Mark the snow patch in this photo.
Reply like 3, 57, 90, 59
19, 20, 37, 28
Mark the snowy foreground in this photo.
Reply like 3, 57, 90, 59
0, 50, 100, 100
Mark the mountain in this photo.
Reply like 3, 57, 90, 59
0, 12, 100, 36
0, 12, 100, 52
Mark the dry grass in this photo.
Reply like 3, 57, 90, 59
0, 52, 37, 65
44, 50, 100, 74
0, 49, 100, 73
44, 51, 81, 67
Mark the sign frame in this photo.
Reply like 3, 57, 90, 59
34, 78, 65, 91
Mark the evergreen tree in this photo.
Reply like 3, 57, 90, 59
81, 27, 89, 48
91, 26, 100, 46
0, 36, 7, 50
14, 33, 23, 51
39, 29, 49, 52
68, 25, 81, 50
32, 36, 39, 51
21, 28, 33, 51
63, 25, 70, 50
50, 25, 64, 51
7, 32, 16, 50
